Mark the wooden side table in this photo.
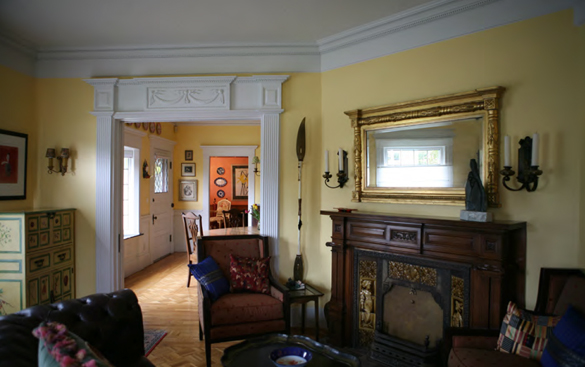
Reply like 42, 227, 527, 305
288, 283, 324, 341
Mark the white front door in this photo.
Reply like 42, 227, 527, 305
151, 149, 174, 261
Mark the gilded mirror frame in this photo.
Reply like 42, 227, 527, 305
345, 87, 505, 207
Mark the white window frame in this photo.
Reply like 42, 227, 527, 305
123, 147, 140, 237
383, 146, 446, 167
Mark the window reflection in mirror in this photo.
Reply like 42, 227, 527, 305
366, 118, 482, 188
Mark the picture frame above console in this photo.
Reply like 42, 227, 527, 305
345, 87, 505, 207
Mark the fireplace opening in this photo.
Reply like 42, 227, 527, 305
354, 250, 470, 366
383, 285, 443, 347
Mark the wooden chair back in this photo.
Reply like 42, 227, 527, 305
182, 212, 203, 287
223, 208, 244, 228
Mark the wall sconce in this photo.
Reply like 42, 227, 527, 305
323, 148, 349, 188
252, 156, 260, 176
46, 148, 70, 175
500, 134, 543, 192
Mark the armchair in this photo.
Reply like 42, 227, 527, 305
446, 268, 585, 367
195, 234, 290, 367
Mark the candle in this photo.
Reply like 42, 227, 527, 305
324, 150, 329, 172
338, 148, 343, 171
504, 135, 510, 167
531, 133, 539, 166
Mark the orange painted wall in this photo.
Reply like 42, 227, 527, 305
209, 156, 248, 206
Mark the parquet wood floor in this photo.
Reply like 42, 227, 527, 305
125, 253, 383, 367
125, 253, 237, 367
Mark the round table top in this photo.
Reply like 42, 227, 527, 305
221, 334, 361, 367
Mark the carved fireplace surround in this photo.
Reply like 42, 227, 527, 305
321, 210, 526, 355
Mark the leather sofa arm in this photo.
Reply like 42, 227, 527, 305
0, 289, 152, 367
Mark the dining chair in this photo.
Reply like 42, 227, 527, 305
182, 211, 203, 287
209, 199, 231, 229
222, 208, 245, 228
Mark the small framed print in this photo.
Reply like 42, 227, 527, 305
179, 180, 197, 201
181, 163, 195, 177
185, 150, 193, 161
156, 122, 162, 135
142, 122, 149, 130
149, 123, 155, 133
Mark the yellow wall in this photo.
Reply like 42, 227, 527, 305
0, 65, 36, 210
173, 125, 261, 211
35, 79, 97, 297
278, 73, 322, 283
317, 10, 584, 308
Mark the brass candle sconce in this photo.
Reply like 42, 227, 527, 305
46, 148, 71, 175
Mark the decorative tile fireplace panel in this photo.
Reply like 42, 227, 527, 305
354, 250, 470, 364
321, 210, 526, 349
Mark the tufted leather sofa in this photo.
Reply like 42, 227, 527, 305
0, 289, 154, 367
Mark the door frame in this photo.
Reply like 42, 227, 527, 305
85, 75, 288, 293
201, 145, 257, 231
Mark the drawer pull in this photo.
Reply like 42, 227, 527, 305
57, 254, 66, 261
34, 259, 45, 267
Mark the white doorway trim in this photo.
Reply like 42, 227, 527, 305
201, 145, 257, 231
85, 75, 288, 293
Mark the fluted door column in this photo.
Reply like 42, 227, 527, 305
94, 113, 124, 293
260, 113, 281, 266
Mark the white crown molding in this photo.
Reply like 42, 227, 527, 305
320, 0, 581, 71
0, 0, 580, 77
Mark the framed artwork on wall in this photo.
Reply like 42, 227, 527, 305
0, 129, 28, 200
181, 163, 196, 177
179, 180, 197, 201
232, 165, 248, 200
185, 150, 193, 161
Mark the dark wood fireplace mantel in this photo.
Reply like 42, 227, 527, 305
321, 210, 526, 348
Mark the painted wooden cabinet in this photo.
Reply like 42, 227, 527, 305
0, 208, 75, 314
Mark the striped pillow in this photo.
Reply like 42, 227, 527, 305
497, 301, 561, 361
188, 257, 230, 301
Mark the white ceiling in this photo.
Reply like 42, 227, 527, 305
0, 0, 434, 49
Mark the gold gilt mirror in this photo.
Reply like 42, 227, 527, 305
345, 87, 505, 207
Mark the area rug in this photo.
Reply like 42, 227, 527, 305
144, 329, 167, 356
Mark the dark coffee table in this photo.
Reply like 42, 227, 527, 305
221, 334, 361, 367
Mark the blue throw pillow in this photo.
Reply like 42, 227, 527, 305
541, 305, 585, 367
188, 257, 230, 301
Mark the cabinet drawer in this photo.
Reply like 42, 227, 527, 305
28, 253, 51, 273
53, 247, 73, 266
348, 222, 387, 243
423, 228, 479, 257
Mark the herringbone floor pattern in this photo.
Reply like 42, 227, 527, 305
125, 253, 237, 367
124, 253, 382, 367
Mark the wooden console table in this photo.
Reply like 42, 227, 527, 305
320, 210, 526, 348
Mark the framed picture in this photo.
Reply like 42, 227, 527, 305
0, 129, 28, 200
185, 150, 193, 161
179, 180, 197, 201
181, 163, 196, 177
232, 165, 248, 200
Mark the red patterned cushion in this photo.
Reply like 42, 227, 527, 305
497, 301, 561, 361
229, 254, 270, 294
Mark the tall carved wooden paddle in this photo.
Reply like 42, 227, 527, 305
294, 118, 306, 281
